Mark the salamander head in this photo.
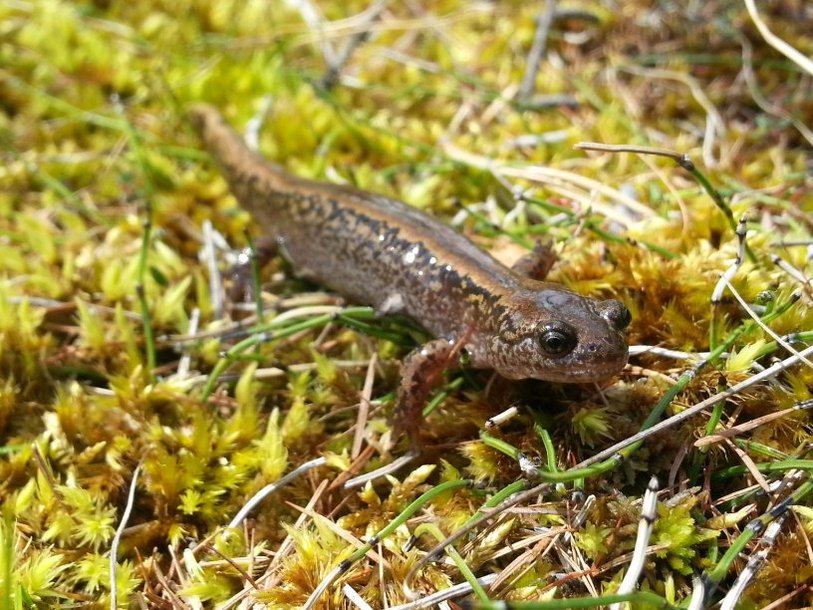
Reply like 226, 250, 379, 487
486, 287, 630, 383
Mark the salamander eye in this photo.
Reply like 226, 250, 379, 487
538, 322, 577, 356
599, 299, 632, 331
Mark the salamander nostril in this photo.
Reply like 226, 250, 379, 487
600, 300, 631, 331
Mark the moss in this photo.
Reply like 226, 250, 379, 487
1, 0, 812, 607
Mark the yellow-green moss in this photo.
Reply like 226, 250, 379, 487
1, 0, 812, 608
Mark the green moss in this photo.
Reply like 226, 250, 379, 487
1, 0, 812, 607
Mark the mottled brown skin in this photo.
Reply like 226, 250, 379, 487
189, 104, 631, 442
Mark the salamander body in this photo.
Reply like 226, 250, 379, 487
190, 104, 630, 437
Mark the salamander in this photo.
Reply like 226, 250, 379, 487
189, 104, 631, 441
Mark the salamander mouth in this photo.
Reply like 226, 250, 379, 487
546, 346, 628, 382
498, 349, 628, 383
546, 357, 627, 382
520, 336, 629, 383
492, 335, 629, 382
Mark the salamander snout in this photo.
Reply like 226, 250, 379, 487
597, 299, 631, 331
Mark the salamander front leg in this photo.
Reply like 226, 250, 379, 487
393, 338, 458, 448
228, 236, 278, 302
511, 240, 556, 281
